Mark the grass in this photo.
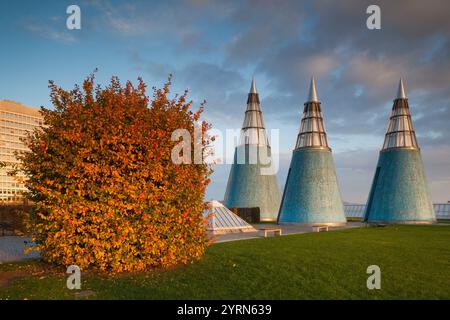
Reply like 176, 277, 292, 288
1, 225, 449, 300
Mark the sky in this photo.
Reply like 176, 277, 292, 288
1, 0, 449, 203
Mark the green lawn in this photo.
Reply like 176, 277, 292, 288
1, 225, 449, 299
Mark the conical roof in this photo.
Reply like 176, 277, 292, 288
250, 77, 257, 94
382, 78, 418, 150
295, 77, 330, 149
239, 78, 269, 146
278, 79, 345, 225
203, 201, 257, 233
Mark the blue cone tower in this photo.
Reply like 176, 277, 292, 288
364, 79, 436, 224
278, 77, 346, 226
224, 78, 281, 221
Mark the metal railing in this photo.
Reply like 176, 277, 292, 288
344, 203, 450, 220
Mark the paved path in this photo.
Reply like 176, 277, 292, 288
212, 222, 364, 243
0, 223, 364, 263
0, 236, 40, 263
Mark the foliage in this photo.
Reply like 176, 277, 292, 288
18, 74, 212, 272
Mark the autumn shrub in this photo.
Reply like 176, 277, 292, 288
19, 74, 212, 272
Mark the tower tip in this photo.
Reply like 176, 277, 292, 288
307, 76, 319, 102
250, 77, 257, 94
397, 78, 407, 99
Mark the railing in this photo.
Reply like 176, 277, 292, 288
344, 204, 450, 220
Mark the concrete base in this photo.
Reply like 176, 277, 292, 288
212, 222, 363, 243
364, 149, 436, 223
278, 222, 347, 227
224, 145, 281, 221
278, 149, 346, 225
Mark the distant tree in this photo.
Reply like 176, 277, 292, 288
19, 74, 212, 272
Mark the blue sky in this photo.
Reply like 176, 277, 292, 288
1, 0, 450, 203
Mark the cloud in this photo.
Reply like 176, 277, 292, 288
86, 0, 227, 53
176, 62, 248, 128
23, 18, 78, 44
76, 0, 450, 202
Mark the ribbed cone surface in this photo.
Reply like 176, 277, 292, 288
239, 78, 269, 146
295, 78, 329, 149
382, 80, 418, 150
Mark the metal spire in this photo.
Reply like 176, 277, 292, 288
295, 77, 329, 149
307, 76, 319, 103
239, 78, 268, 146
397, 78, 407, 99
250, 77, 257, 94
382, 78, 418, 150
